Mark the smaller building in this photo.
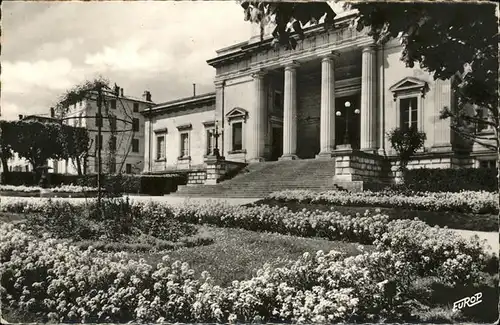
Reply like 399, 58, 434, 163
142, 92, 217, 173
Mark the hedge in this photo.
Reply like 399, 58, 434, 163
0, 172, 187, 196
403, 168, 498, 192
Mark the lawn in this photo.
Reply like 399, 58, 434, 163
251, 199, 497, 232
140, 225, 371, 287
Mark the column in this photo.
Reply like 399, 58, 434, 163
214, 79, 225, 156
360, 44, 377, 152
317, 53, 336, 158
249, 71, 267, 162
280, 62, 299, 160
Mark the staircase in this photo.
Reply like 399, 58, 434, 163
173, 159, 341, 198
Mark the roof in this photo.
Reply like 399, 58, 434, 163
206, 10, 358, 68
142, 92, 216, 117
22, 115, 61, 123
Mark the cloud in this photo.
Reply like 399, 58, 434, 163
2, 58, 80, 94
85, 40, 173, 73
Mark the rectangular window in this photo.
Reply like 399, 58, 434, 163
400, 97, 418, 130
480, 160, 496, 169
180, 133, 190, 157
110, 99, 117, 110
132, 138, 139, 153
109, 136, 117, 151
95, 135, 103, 150
156, 136, 165, 160
133, 103, 139, 112
95, 113, 103, 128
94, 158, 99, 172
109, 160, 116, 174
78, 113, 83, 127
206, 129, 215, 155
126, 164, 132, 174
109, 116, 117, 130
132, 118, 140, 132
232, 122, 243, 151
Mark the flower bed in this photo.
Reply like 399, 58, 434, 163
267, 189, 498, 214
0, 184, 101, 198
0, 223, 425, 323
0, 197, 491, 283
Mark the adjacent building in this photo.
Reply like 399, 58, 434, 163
142, 10, 496, 182
51, 86, 154, 175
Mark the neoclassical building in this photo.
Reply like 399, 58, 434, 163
142, 11, 496, 184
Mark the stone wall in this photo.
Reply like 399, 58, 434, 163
187, 170, 207, 185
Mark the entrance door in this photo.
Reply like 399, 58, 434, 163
271, 127, 283, 161
335, 95, 361, 149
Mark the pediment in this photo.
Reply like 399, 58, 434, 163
389, 77, 428, 93
226, 107, 248, 121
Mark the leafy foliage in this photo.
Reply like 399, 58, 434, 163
0, 121, 89, 179
241, 1, 336, 49
349, 2, 498, 151
388, 127, 426, 171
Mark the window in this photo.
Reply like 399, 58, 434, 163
400, 97, 418, 130
94, 158, 99, 172
25, 165, 29, 172
73, 118, 78, 127
78, 113, 83, 127
133, 103, 139, 112
479, 159, 496, 169
132, 118, 140, 132
110, 99, 117, 110
474, 106, 492, 133
180, 133, 190, 157
95, 135, 103, 150
206, 129, 215, 155
132, 138, 139, 153
110, 116, 117, 130
126, 164, 132, 174
109, 136, 117, 151
156, 136, 165, 160
232, 122, 243, 151
109, 160, 116, 174
95, 113, 103, 128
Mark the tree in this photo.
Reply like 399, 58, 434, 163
388, 127, 426, 174
241, 1, 336, 49
0, 121, 15, 180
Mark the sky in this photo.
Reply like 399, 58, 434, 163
1, 1, 254, 120
1, 1, 344, 121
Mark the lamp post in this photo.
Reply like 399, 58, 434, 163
212, 120, 221, 158
336, 101, 360, 147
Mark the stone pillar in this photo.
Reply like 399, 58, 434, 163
249, 71, 267, 162
205, 157, 226, 185
214, 79, 225, 156
280, 62, 299, 160
360, 44, 377, 152
317, 54, 336, 158
143, 118, 151, 173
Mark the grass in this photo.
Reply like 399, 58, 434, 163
137, 224, 372, 287
251, 199, 497, 232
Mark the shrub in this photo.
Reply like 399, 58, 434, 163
403, 167, 498, 192
267, 189, 498, 214
388, 127, 426, 171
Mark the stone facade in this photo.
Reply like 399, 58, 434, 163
142, 10, 496, 185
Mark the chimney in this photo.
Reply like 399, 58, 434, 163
120, 88, 124, 97
114, 84, 120, 97
143, 90, 152, 102
18, 114, 23, 120
193, 83, 196, 97
50, 107, 55, 118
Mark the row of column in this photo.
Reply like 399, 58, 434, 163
249, 44, 378, 161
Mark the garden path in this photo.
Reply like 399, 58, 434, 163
452, 229, 498, 255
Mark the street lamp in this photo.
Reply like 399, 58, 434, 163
336, 101, 360, 147
212, 120, 221, 158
